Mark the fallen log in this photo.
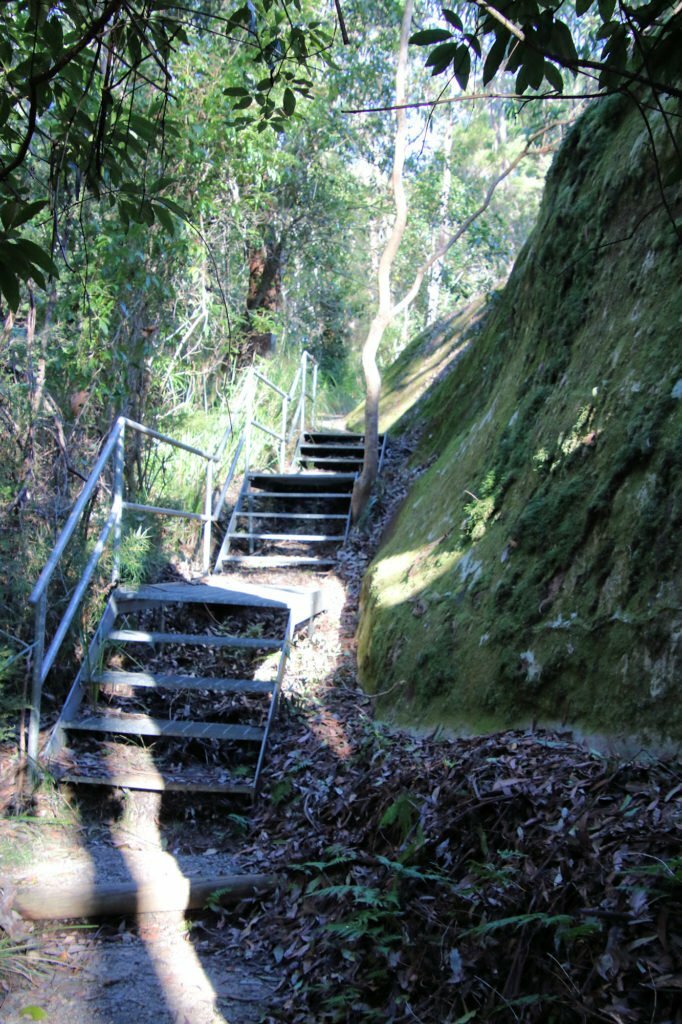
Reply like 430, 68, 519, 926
14, 872, 277, 920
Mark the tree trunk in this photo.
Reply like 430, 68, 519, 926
427, 106, 454, 322
243, 235, 283, 362
351, 0, 413, 521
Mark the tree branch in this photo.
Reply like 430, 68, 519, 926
471, 0, 526, 42
334, 0, 350, 45
343, 90, 604, 115
392, 118, 575, 321
0, 1, 126, 185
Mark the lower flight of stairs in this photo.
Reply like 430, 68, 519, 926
45, 580, 326, 796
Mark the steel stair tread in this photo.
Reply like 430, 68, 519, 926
240, 490, 351, 501
303, 431, 384, 443
248, 472, 355, 493
62, 713, 265, 742
234, 511, 348, 520
299, 458, 363, 467
300, 442, 365, 451
107, 629, 283, 649
90, 670, 276, 695
220, 554, 336, 567
58, 768, 255, 795
228, 532, 345, 542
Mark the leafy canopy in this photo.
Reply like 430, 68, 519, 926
409, 0, 682, 98
0, 0, 334, 311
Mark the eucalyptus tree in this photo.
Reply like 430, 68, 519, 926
349, 0, 682, 517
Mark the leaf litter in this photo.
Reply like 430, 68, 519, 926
234, 436, 682, 1023
1, 433, 680, 1023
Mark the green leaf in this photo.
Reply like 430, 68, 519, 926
282, 87, 296, 116
464, 33, 482, 58
600, 23, 628, 85
525, 49, 546, 89
409, 29, 453, 46
148, 175, 175, 193
425, 41, 458, 74
0, 264, 20, 312
543, 60, 564, 93
152, 204, 175, 235
516, 63, 530, 94
5, 198, 49, 234
483, 33, 509, 85
462, 912, 573, 938
575, 0, 593, 14
155, 197, 190, 222
453, 45, 471, 90
14, 238, 56, 274
223, 86, 251, 97
44, 15, 64, 56
19, 1008, 48, 1021
233, 96, 253, 110
442, 8, 463, 32
598, 0, 616, 21
550, 20, 579, 63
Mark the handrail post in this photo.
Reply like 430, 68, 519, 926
28, 592, 47, 773
300, 351, 308, 437
311, 361, 318, 430
202, 457, 213, 574
245, 369, 254, 474
280, 394, 288, 471
112, 420, 125, 584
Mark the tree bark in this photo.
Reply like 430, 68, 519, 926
243, 235, 284, 362
351, 0, 413, 521
427, 105, 454, 322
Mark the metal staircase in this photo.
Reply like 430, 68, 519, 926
45, 580, 325, 796
26, 355, 386, 797
214, 430, 385, 570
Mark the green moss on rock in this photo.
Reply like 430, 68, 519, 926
357, 92, 682, 751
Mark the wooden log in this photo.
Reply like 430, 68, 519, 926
14, 873, 277, 921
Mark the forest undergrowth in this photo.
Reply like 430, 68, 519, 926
240, 438, 682, 1024
0, 433, 680, 1024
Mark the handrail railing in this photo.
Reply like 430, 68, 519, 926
27, 349, 318, 768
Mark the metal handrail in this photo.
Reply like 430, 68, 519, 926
27, 350, 318, 767
30, 415, 214, 606
30, 421, 124, 605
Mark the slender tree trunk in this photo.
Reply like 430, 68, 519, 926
351, 0, 413, 521
427, 106, 454, 322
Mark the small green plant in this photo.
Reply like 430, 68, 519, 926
0, 935, 61, 986
621, 855, 682, 896
227, 812, 250, 836
270, 777, 294, 806
18, 1007, 48, 1021
115, 525, 164, 585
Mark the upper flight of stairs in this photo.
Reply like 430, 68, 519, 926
215, 430, 385, 571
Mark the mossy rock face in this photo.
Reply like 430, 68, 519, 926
358, 92, 682, 750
